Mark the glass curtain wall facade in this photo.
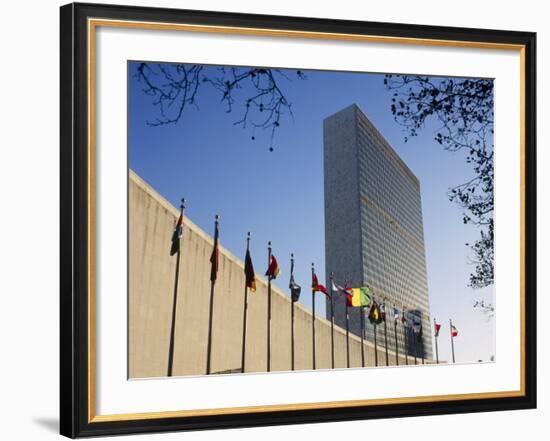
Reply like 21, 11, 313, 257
324, 104, 433, 361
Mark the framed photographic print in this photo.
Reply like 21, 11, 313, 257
60, 2, 537, 438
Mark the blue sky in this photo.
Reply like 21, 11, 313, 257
129, 62, 495, 364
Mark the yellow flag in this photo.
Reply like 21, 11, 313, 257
350, 287, 371, 307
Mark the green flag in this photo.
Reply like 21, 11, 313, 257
349, 286, 371, 307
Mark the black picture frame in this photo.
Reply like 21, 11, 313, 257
60, 2, 537, 438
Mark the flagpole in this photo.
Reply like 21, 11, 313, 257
372, 295, 378, 367
373, 322, 378, 367
450, 318, 456, 363
205, 215, 219, 375
402, 312, 408, 366
434, 318, 439, 364
360, 306, 365, 368
167, 198, 185, 377
413, 326, 418, 365
267, 242, 272, 372
329, 272, 335, 369
421, 321, 425, 365
383, 300, 389, 366
311, 263, 316, 371
403, 327, 409, 365
345, 302, 350, 368
402, 305, 409, 365
240, 232, 251, 374
394, 305, 399, 366
290, 253, 296, 371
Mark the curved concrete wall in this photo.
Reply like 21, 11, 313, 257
129, 170, 414, 379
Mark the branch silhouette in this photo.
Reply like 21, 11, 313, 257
136, 63, 306, 151
385, 75, 494, 288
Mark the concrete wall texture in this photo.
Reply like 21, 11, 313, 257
129, 170, 414, 379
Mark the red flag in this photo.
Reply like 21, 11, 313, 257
311, 272, 328, 295
451, 324, 458, 337
344, 288, 353, 307
434, 323, 441, 337
265, 254, 280, 279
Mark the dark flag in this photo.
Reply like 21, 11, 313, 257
209, 220, 219, 282
289, 275, 301, 302
368, 301, 383, 325
244, 248, 256, 292
379, 301, 387, 322
413, 317, 422, 335
413, 317, 424, 363
170, 212, 183, 256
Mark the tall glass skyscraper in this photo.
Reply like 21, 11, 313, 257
324, 104, 433, 361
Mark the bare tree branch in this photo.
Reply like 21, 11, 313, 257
385, 74, 494, 288
135, 63, 306, 150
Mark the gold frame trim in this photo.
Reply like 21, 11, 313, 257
87, 18, 527, 423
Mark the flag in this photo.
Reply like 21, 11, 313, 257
412, 317, 423, 337
451, 324, 458, 337
289, 275, 301, 302
209, 222, 219, 282
393, 306, 400, 322
368, 301, 383, 325
344, 288, 353, 307
170, 213, 183, 256
332, 283, 352, 306
379, 301, 386, 321
349, 287, 371, 307
265, 254, 280, 279
332, 281, 347, 294
434, 322, 441, 337
244, 248, 256, 292
311, 272, 328, 295
401, 310, 408, 326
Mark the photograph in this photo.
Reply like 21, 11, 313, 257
127, 61, 496, 378
56, 2, 537, 437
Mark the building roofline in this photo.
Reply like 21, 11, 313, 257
325, 104, 421, 189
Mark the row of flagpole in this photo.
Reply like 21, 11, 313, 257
166, 208, 460, 376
